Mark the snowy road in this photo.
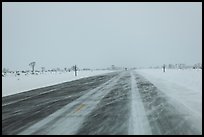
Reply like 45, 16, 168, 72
2, 71, 202, 135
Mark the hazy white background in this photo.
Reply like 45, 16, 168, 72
2, 2, 202, 70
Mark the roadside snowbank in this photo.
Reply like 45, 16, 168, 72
2, 70, 115, 97
136, 69, 202, 117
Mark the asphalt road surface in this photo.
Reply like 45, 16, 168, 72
2, 71, 202, 135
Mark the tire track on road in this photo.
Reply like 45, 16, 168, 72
76, 71, 131, 135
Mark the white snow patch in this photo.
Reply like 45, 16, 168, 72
2, 70, 115, 97
135, 69, 202, 131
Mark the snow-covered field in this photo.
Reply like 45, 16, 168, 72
2, 70, 115, 97
136, 69, 202, 122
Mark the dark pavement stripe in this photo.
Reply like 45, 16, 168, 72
2, 72, 119, 135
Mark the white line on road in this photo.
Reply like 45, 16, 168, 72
129, 72, 152, 135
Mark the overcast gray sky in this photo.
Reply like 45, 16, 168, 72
2, 2, 202, 70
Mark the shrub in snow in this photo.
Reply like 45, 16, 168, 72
29, 62, 36, 74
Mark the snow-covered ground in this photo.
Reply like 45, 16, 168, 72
3, 69, 202, 134
136, 69, 202, 121
2, 70, 115, 97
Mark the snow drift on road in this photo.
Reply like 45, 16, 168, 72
136, 69, 202, 126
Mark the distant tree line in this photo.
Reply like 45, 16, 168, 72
147, 63, 202, 69
166, 63, 202, 69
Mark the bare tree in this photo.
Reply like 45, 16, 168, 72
72, 65, 78, 76
163, 64, 166, 72
29, 62, 36, 74
2, 68, 9, 73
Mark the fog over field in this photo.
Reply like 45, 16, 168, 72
2, 2, 202, 70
